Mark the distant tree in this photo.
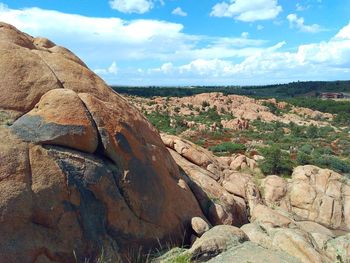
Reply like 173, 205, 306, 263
306, 124, 319, 139
259, 145, 294, 176
290, 122, 303, 138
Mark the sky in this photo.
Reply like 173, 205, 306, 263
0, 0, 350, 86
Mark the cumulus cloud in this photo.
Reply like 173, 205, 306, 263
94, 61, 118, 75
148, 23, 350, 83
287, 14, 324, 33
210, 0, 282, 22
172, 7, 187, 17
1, 4, 349, 85
109, 0, 153, 14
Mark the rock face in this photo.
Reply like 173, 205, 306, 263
162, 134, 261, 227
261, 165, 350, 231
0, 22, 205, 262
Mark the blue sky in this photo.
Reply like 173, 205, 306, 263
0, 0, 350, 86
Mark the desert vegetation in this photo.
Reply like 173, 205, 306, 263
126, 92, 350, 178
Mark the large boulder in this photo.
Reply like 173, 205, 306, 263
289, 165, 350, 231
261, 165, 350, 232
188, 225, 248, 261
0, 22, 205, 262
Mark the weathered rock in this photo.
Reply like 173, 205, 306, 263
222, 172, 253, 199
272, 228, 326, 263
324, 233, 350, 263
191, 217, 211, 236
11, 89, 99, 153
0, 23, 205, 262
262, 175, 290, 210
161, 134, 221, 180
260, 166, 350, 232
242, 221, 329, 263
189, 225, 248, 261
251, 204, 295, 228
169, 148, 248, 226
208, 241, 302, 263
289, 165, 350, 231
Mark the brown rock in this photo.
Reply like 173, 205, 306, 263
169, 148, 248, 226
11, 89, 99, 153
0, 23, 205, 262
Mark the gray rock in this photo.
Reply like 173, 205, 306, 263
189, 225, 248, 262
191, 217, 211, 236
208, 241, 302, 263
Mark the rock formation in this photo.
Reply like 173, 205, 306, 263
1, 22, 349, 263
0, 22, 205, 262
159, 134, 350, 263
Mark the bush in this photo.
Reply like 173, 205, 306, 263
313, 155, 350, 174
289, 122, 304, 138
306, 124, 319, 139
334, 112, 350, 126
209, 142, 246, 154
300, 144, 314, 154
259, 145, 294, 176
297, 152, 312, 165
262, 102, 281, 115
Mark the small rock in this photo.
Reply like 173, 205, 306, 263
191, 217, 211, 236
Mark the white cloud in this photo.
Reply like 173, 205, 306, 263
287, 13, 324, 33
109, 0, 153, 14
296, 3, 310, 11
335, 22, 350, 39
1, 4, 349, 85
148, 23, 350, 83
241, 32, 249, 38
257, 25, 264, 30
172, 7, 187, 17
0, 4, 192, 63
94, 61, 118, 75
210, 0, 282, 22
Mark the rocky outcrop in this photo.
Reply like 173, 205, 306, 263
0, 23, 205, 262
160, 134, 350, 263
162, 134, 263, 227
128, 92, 333, 128
261, 165, 350, 232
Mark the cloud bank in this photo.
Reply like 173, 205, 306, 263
0, 4, 349, 85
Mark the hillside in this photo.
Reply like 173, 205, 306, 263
126, 92, 350, 177
112, 80, 350, 98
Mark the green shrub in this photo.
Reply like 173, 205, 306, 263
262, 102, 281, 115
259, 145, 294, 176
313, 155, 350, 174
209, 142, 246, 154
289, 122, 304, 138
300, 144, 314, 154
297, 152, 312, 165
306, 124, 319, 139
315, 146, 334, 155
